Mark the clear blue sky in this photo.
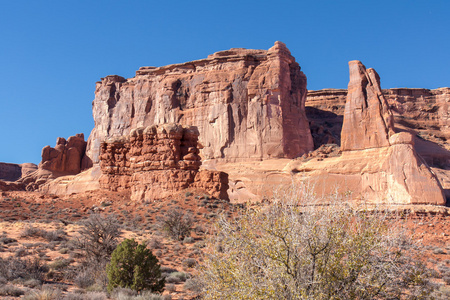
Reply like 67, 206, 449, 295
1, 0, 449, 164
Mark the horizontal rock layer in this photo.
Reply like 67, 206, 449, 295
85, 41, 313, 167
99, 124, 228, 200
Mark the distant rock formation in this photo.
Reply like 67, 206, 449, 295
0, 162, 37, 182
17, 134, 88, 191
85, 41, 313, 167
99, 124, 228, 200
40, 133, 87, 174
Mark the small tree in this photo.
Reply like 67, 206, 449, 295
160, 208, 193, 240
75, 213, 122, 264
107, 239, 165, 293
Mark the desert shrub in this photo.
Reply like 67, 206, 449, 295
183, 236, 195, 244
107, 239, 165, 293
165, 272, 189, 283
64, 291, 108, 300
23, 286, 62, 300
199, 184, 436, 300
182, 258, 196, 269
148, 237, 163, 250
0, 256, 47, 282
433, 247, 447, 255
184, 277, 202, 293
165, 284, 176, 292
74, 214, 122, 264
20, 225, 67, 242
159, 208, 193, 240
110, 291, 171, 300
43, 228, 67, 242
0, 284, 25, 297
23, 278, 42, 288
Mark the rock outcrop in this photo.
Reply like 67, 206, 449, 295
286, 61, 446, 205
16, 134, 88, 191
99, 124, 228, 201
85, 41, 313, 167
341, 61, 395, 150
41, 133, 87, 175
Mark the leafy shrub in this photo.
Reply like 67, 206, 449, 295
159, 209, 193, 240
107, 239, 165, 293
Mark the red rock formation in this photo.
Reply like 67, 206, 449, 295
99, 124, 228, 200
285, 61, 446, 205
341, 61, 395, 151
85, 41, 313, 167
306, 84, 450, 201
40, 133, 87, 175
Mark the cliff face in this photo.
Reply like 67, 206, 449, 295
99, 124, 228, 201
85, 41, 313, 167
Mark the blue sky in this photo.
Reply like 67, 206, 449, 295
1, 0, 449, 164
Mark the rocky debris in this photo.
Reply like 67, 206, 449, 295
41, 133, 87, 174
99, 124, 228, 201
85, 41, 313, 166
341, 61, 395, 151
297, 144, 341, 162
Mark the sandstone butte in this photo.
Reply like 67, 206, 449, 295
0, 42, 448, 206
83, 41, 314, 168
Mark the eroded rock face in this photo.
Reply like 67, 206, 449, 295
40, 133, 87, 175
341, 61, 395, 151
85, 41, 313, 166
99, 124, 228, 200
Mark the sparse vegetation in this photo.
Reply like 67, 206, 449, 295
199, 186, 437, 299
159, 208, 193, 240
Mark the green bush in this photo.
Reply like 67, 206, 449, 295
107, 239, 165, 293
